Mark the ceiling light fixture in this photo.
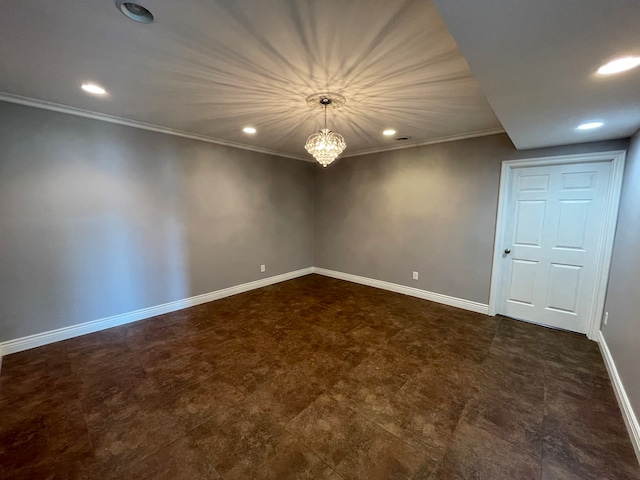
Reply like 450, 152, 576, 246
305, 94, 346, 167
243, 127, 256, 134
81, 83, 107, 95
116, 0, 155, 23
383, 129, 397, 136
577, 121, 604, 130
597, 56, 640, 75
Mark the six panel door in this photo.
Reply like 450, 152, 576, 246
500, 161, 611, 333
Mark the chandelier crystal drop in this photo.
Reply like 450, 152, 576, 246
305, 97, 346, 167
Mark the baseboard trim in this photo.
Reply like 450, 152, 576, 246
0, 267, 313, 357
0, 266, 491, 357
312, 267, 489, 315
598, 331, 640, 464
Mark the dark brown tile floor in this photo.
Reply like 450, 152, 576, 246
1, 274, 638, 479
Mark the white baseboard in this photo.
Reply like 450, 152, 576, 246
0, 267, 313, 357
0, 266, 490, 358
598, 331, 640, 464
312, 267, 489, 315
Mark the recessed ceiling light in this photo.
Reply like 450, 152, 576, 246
243, 127, 256, 134
383, 129, 397, 136
597, 56, 640, 75
81, 83, 107, 95
116, 0, 155, 23
577, 121, 604, 130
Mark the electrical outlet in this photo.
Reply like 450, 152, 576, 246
604, 311, 609, 326
412, 271, 419, 280
261, 264, 266, 273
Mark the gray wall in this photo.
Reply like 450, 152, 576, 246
1, 99, 633, 353
0, 102, 314, 342
314, 133, 628, 304
602, 128, 640, 418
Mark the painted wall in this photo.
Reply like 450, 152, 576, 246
0, 102, 314, 342
314, 133, 628, 304
602, 128, 640, 418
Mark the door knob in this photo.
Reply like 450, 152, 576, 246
504, 249, 511, 254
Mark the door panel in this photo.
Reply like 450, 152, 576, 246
508, 259, 538, 305
500, 161, 611, 333
514, 201, 546, 246
518, 173, 550, 192
560, 171, 596, 190
545, 263, 581, 313
555, 200, 589, 249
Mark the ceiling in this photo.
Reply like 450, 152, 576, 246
2, 1, 637, 159
433, 0, 640, 150
0, 0, 503, 160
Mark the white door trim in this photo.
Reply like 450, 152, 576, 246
488, 150, 626, 340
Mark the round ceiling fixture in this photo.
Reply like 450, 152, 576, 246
577, 121, 604, 130
383, 129, 397, 136
597, 56, 640, 75
116, 1, 155, 23
81, 83, 107, 95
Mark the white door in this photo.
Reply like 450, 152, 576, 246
499, 161, 612, 333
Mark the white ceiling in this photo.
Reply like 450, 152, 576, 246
432, 0, 640, 150
0, 0, 503, 160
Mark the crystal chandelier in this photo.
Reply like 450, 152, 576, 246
305, 97, 346, 167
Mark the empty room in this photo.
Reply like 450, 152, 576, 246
1, 0, 639, 479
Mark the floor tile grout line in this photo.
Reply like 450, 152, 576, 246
281, 423, 341, 477
287, 367, 451, 472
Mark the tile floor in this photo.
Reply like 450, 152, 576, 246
0, 274, 638, 479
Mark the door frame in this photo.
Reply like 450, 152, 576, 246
488, 150, 627, 340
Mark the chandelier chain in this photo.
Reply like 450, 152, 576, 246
324, 103, 327, 129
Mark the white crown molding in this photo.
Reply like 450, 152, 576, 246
598, 331, 640, 464
312, 267, 489, 315
0, 267, 313, 357
341, 127, 506, 159
0, 92, 310, 162
1, 92, 504, 164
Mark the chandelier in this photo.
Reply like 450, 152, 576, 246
305, 95, 346, 167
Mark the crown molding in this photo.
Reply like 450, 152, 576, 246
1, 92, 504, 163
0, 92, 310, 162
341, 127, 506, 158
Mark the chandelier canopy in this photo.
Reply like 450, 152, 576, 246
305, 95, 346, 167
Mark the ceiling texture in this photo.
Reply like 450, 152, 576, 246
0, 0, 502, 160
0, 0, 637, 160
